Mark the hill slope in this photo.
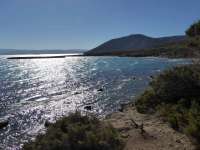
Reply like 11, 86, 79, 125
85, 34, 186, 56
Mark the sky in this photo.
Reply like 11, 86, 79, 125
0, 0, 200, 50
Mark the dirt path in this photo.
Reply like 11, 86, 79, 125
105, 106, 195, 150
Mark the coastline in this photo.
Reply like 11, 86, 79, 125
105, 104, 195, 150
104, 63, 200, 150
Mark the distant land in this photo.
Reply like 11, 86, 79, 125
85, 34, 188, 57
0, 49, 87, 55
2, 34, 199, 58
85, 34, 200, 58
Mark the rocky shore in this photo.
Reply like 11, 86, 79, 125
105, 104, 195, 150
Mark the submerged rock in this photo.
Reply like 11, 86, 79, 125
44, 120, 52, 127
149, 75, 154, 79
97, 88, 103, 92
0, 119, 9, 129
84, 105, 92, 111
131, 76, 137, 80
74, 91, 81, 95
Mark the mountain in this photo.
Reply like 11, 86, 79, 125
0, 49, 87, 55
85, 34, 186, 56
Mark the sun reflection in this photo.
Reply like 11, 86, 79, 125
4, 56, 91, 149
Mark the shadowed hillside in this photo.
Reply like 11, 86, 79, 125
85, 34, 186, 56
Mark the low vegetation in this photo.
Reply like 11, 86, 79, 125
153, 37, 200, 58
23, 112, 123, 150
117, 37, 200, 58
135, 64, 200, 147
186, 20, 200, 37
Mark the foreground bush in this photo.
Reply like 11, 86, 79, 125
135, 64, 200, 145
23, 112, 123, 150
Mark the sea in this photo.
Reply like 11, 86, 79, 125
0, 54, 190, 149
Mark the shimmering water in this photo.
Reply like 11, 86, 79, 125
0, 55, 190, 149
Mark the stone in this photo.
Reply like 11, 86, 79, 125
97, 88, 103, 92
84, 105, 92, 111
44, 120, 52, 127
0, 119, 9, 129
176, 139, 181, 143
74, 91, 81, 95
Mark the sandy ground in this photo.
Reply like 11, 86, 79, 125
105, 105, 195, 150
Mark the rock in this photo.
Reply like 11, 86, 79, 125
121, 133, 129, 138
97, 88, 103, 92
0, 119, 9, 129
118, 107, 123, 112
119, 103, 127, 112
44, 120, 52, 127
132, 77, 136, 80
84, 105, 92, 111
74, 91, 81, 95
176, 139, 181, 143
149, 75, 154, 79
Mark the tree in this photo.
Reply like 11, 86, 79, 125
186, 20, 200, 37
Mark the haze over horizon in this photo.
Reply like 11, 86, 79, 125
0, 0, 199, 50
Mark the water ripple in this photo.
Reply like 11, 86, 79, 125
0, 56, 190, 149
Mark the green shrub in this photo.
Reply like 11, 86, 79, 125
168, 113, 179, 130
186, 20, 200, 37
23, 112, 123, 150
158, 103, 188, 131
135, 64, 200, 146
135, 88, 159, 113
185, 101, 200, 142
136, 64, 200, 113
150, 65, 200, 104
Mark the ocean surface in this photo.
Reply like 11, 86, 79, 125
0, 55, 190, 149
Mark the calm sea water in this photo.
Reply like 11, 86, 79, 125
0, 55, 190, 149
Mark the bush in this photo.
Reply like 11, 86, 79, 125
135, 88, 159, 113
23, 112, 123, 150
136, 64, 200, 113
168, 113, 179, 130
186, 20, 200, 37
150, 65, 200, 104
185, 101, 200, 142
135, 64, 200, 146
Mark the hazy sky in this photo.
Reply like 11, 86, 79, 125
0, 0, 199, 50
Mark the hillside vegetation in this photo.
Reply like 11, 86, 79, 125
86, 37, 200, 58
121, 37, 200, 58
85, 34, 186, 56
